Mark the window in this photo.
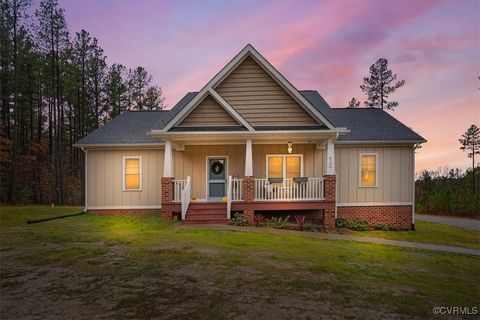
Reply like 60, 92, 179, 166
267, 155, 302, 178
123, 157, 142, 191
360, 154, 377, 187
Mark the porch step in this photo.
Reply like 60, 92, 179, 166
184, 202, 229, 225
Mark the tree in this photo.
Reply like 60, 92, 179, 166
128, 66, 151, 110
459, 124, 480, 194
143, 85, 165, 110
360, 58, 405, 110
347, 97, 360, 108
106, 63, 128, 118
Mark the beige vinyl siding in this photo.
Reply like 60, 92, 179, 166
215, 56, 319, 126
173, 145, 246, 200
87, 150, 163, 208
335, 146, 414, 204
178, 95, 240, 127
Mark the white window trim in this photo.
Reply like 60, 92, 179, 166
123, 156, 142, 191
359, 153, 378, 188
265, 154, 304, 179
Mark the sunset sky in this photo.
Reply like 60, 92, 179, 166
61, 0, 479, 172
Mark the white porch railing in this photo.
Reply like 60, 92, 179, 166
254, 177, 325, 201
173, 177, 191, 220
181, 176, 191, 220
173, 179, 187, 202
227, 176, 243, 219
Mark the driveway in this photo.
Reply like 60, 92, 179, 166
416, 214, 480, 232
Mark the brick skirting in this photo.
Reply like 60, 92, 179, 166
337, 205, 413, 230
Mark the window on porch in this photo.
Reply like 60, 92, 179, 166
267, 155, 302, 178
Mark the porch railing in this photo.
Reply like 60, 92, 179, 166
227, 176, 243, 219
173, 179, 187, 203
181, 176, 191, 220
173, 177, 191, 220
254, 177, 325, 201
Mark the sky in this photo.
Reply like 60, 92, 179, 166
60, 0, 479, 172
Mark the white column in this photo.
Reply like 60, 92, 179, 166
326, 138, 335, 175
163, 140, 173, 177
245, 139, 253, 176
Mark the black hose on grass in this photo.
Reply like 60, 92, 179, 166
27, 210, 86, 224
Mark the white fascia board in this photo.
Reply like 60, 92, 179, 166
208, 88, 254, 131
73, 143, 165, 149
161, 46, 252, 132
161, 44, 337, 132
335, 140, 426, 145
231, 45, 337, 130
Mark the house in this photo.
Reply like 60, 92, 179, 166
74, 44, 426, 229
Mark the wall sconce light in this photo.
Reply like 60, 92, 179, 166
287, 142, 293, 154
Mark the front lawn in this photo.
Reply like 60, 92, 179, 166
353, 220, 480, 250
1, 206, 479, 319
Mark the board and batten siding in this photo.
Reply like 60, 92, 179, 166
215, 56, 319, 126
178, 95, 240, 127
335, 146, 414, 204
87, 150, 164, 208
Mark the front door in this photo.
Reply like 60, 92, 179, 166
207, 157, 227, 200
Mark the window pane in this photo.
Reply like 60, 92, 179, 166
125, 158, 140, 190
361, 155, 376, 187
125, 159, 139, 175
268, 156, 283, 178
125, 174, 140, 189
286, 156, 301, 178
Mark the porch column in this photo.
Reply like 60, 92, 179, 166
163, 140, 173, 177
245, 139, 253, 176
324, 138, 336, 228
161, 140, 174, 220
326, 138, 335, 175
243, 139, 255, 224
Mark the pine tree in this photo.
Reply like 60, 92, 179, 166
143, 85, 165, 110
459, 124, 480, 194
347, 97, 360, 108
360, 58, 405, 110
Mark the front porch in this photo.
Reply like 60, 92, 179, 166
158, 135, 337, 227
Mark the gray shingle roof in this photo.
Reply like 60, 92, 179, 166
301, 90, 425, 142
75, 89, 425, 146
74, 111, 169, 145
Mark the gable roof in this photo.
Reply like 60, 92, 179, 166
159, 44, 336, 132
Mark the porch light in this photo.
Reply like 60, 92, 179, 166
287, 142, 293, 154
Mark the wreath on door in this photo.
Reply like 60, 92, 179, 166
210, 160, 224, 175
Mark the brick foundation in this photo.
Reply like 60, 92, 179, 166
337, 205, 413, 230
161, 177, 174, 220
243, 176, 255, 203
324, 209, 336, 228
244, 209, 254, 224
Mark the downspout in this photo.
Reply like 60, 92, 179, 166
81, 147, 88, 213
334, 132, 339, 221
412, 145, 416, 230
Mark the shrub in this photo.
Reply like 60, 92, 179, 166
229, 212, 249, 226
265, 215, 290, 229
294, 213, 307, 231
336, 218, 370, 231
253, 213, 264, 227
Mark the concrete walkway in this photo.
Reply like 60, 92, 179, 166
416, 214, 480, 232
179, 224, 480, 257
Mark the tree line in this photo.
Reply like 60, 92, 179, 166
0, 0, 165, 204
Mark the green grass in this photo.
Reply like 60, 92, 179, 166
1, 205, 479, 319
353, 220, 480, 250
